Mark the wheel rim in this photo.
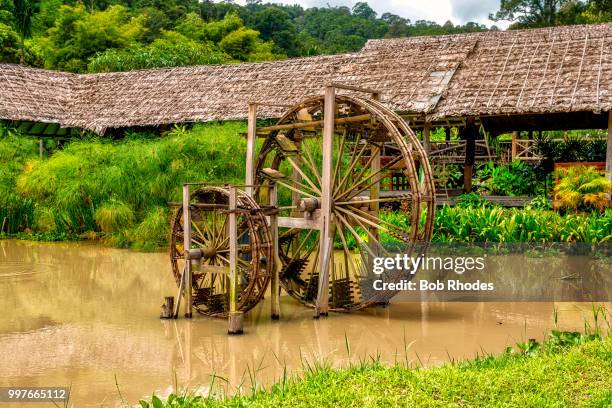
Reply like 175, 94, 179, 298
170, 186, 272, 317
255, 95, 435, 311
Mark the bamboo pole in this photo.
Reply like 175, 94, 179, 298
245, 103, 257, 197
511, 131, 518, 161
606, 111, 611, 182
269, 182, 280, 320
182, 184, 192, 318
315, 86, 335, 318
227, 185, 243, 334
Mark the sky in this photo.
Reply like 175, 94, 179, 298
232, 0, 508, 28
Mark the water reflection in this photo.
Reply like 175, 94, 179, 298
0, 240, 609, 407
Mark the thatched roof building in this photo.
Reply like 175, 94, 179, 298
0, 23, 610, 135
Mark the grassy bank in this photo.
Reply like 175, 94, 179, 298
141, 332, 612, 407
1, 123, 610, 249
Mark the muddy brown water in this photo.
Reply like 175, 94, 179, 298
0, 240, 609, 407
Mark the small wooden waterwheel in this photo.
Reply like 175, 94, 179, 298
254, 93, 435, 312
169, 186, 273, 317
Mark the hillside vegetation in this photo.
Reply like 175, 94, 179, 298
1, 1, 609, 73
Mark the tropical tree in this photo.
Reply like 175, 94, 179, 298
12, 0, 39, 63
489, 0, 583, 27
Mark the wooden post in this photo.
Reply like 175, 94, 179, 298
39, 138, 43, 158
160, 296, 174, 319
423, 123, 431, 155
227, 185, 243, 334
369, 92, 381, 256
315, 85, 335, 318
269, 182, 280, 320
606, 111, 612, 182
463, 118, 477, 193
445, 127, 451, 146
511, 131, 518, 161
245, 103, 257, 197
182, 184, 192, 318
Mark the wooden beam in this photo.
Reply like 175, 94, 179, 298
245, 103, 257, 197
511, 131, 518, 161
182, 184, 192, 318
607, 111, 612, 182
256, 114, 371, 133
269, 183, 280, 320
227, 185, 243, 334
315, 86, 335, 317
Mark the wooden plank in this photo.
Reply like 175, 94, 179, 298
277, 215, 320, 230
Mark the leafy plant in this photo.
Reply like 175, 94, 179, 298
477, 160, 540, 196
554, 166, 611, 213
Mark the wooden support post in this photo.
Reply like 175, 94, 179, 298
511, 131, 518, 161
182, 184, 192, 318
445, 127, 451, 146
315, 85, 335, 318
607, 111, 612, 182
369, 91, 380, 256
160, 296, 174, 319
245, 103, 257, 197
228, 185, 244, 334
269, 182, 280, 320
423, 123, 431, 155
463, 118, 477, 193
39, 138, 43, 159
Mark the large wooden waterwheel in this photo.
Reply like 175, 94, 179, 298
169, 186, 273, 317
253, 92, 435, 312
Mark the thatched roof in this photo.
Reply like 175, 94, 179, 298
1, 23, 610, 134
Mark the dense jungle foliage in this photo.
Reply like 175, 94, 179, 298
0, 0, 610, 72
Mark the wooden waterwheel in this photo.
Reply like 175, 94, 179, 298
170, 186, 273, 317
253, 91, 435, 313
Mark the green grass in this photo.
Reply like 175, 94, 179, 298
1, 122, 247, 249
140, 332, 612, 407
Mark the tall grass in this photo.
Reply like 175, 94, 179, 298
10, 122, 246, 249
0, 129, 37, 234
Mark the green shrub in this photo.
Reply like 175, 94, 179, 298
477, 160, 539, 196
554, 166, 611, 213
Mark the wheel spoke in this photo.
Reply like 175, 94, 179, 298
285, 155, 322, 195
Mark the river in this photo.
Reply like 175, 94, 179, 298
0, 240, 609, 407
